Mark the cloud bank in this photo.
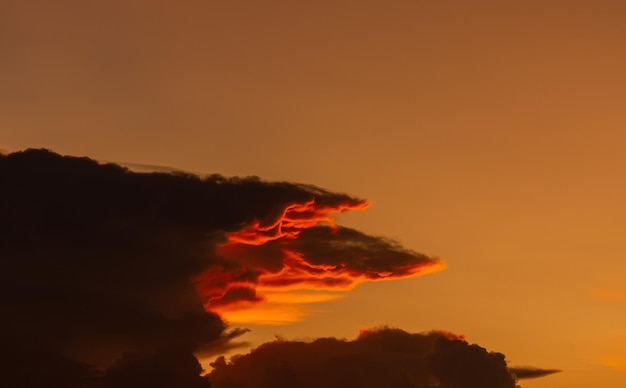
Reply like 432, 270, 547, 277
0, 149, 447, 386
209, 327, 559, 388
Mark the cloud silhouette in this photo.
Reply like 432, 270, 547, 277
429, 335, 516, 388
0, 149, 554, 387
208, 328, 555, 388
0, 149, 445, 384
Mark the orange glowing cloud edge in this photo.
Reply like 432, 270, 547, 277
225, 198, 370, 245
193, 197, 446, 324
358, 327, 466, 341
209, 260, 446, 325
254, 255, 447, 292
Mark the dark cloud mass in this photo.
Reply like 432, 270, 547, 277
0, 149, 449, 386
209, 328, 557, 388
99, 344, 211, 388
429, 336, 516, 388
0, 149, 556, 387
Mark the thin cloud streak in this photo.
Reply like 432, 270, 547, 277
509, 367, 561, 379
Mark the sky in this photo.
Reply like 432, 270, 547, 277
2, 1, 626, 387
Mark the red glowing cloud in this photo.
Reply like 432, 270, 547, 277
225, 198, 369, 245
194, 197, 445, 324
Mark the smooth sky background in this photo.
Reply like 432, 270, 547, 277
2, 1, 626, 386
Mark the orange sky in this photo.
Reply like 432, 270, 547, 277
3, 1, 626, 386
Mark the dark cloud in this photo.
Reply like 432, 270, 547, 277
429, 336, 516, 388
0, 341, 101, 388
0, 148, 367, 334
1, 149, 553, 387
99, 344, 211, 388
208, 328, 555, 388
1, 149, 445, 385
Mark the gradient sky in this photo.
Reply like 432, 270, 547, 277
2, 1, 626, 386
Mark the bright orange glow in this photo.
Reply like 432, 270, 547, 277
193, 197, 444, 324
211, 302, 307, 325
262, 291, 344, 304
602, 356, 626, 371
214, 292, 343, 325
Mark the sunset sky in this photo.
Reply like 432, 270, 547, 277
2, 1, 626, 387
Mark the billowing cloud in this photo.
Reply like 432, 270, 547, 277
429, 337, 558, 387
1, 149, 554, 387
208, 327, 556, 388
429, 335, 516, 388
0, 149, 444, 384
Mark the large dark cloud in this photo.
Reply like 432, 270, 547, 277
0, 149, 444, 386
0, 149, 557, 387
208, 328, 558, 388
1, 341, 101, 388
